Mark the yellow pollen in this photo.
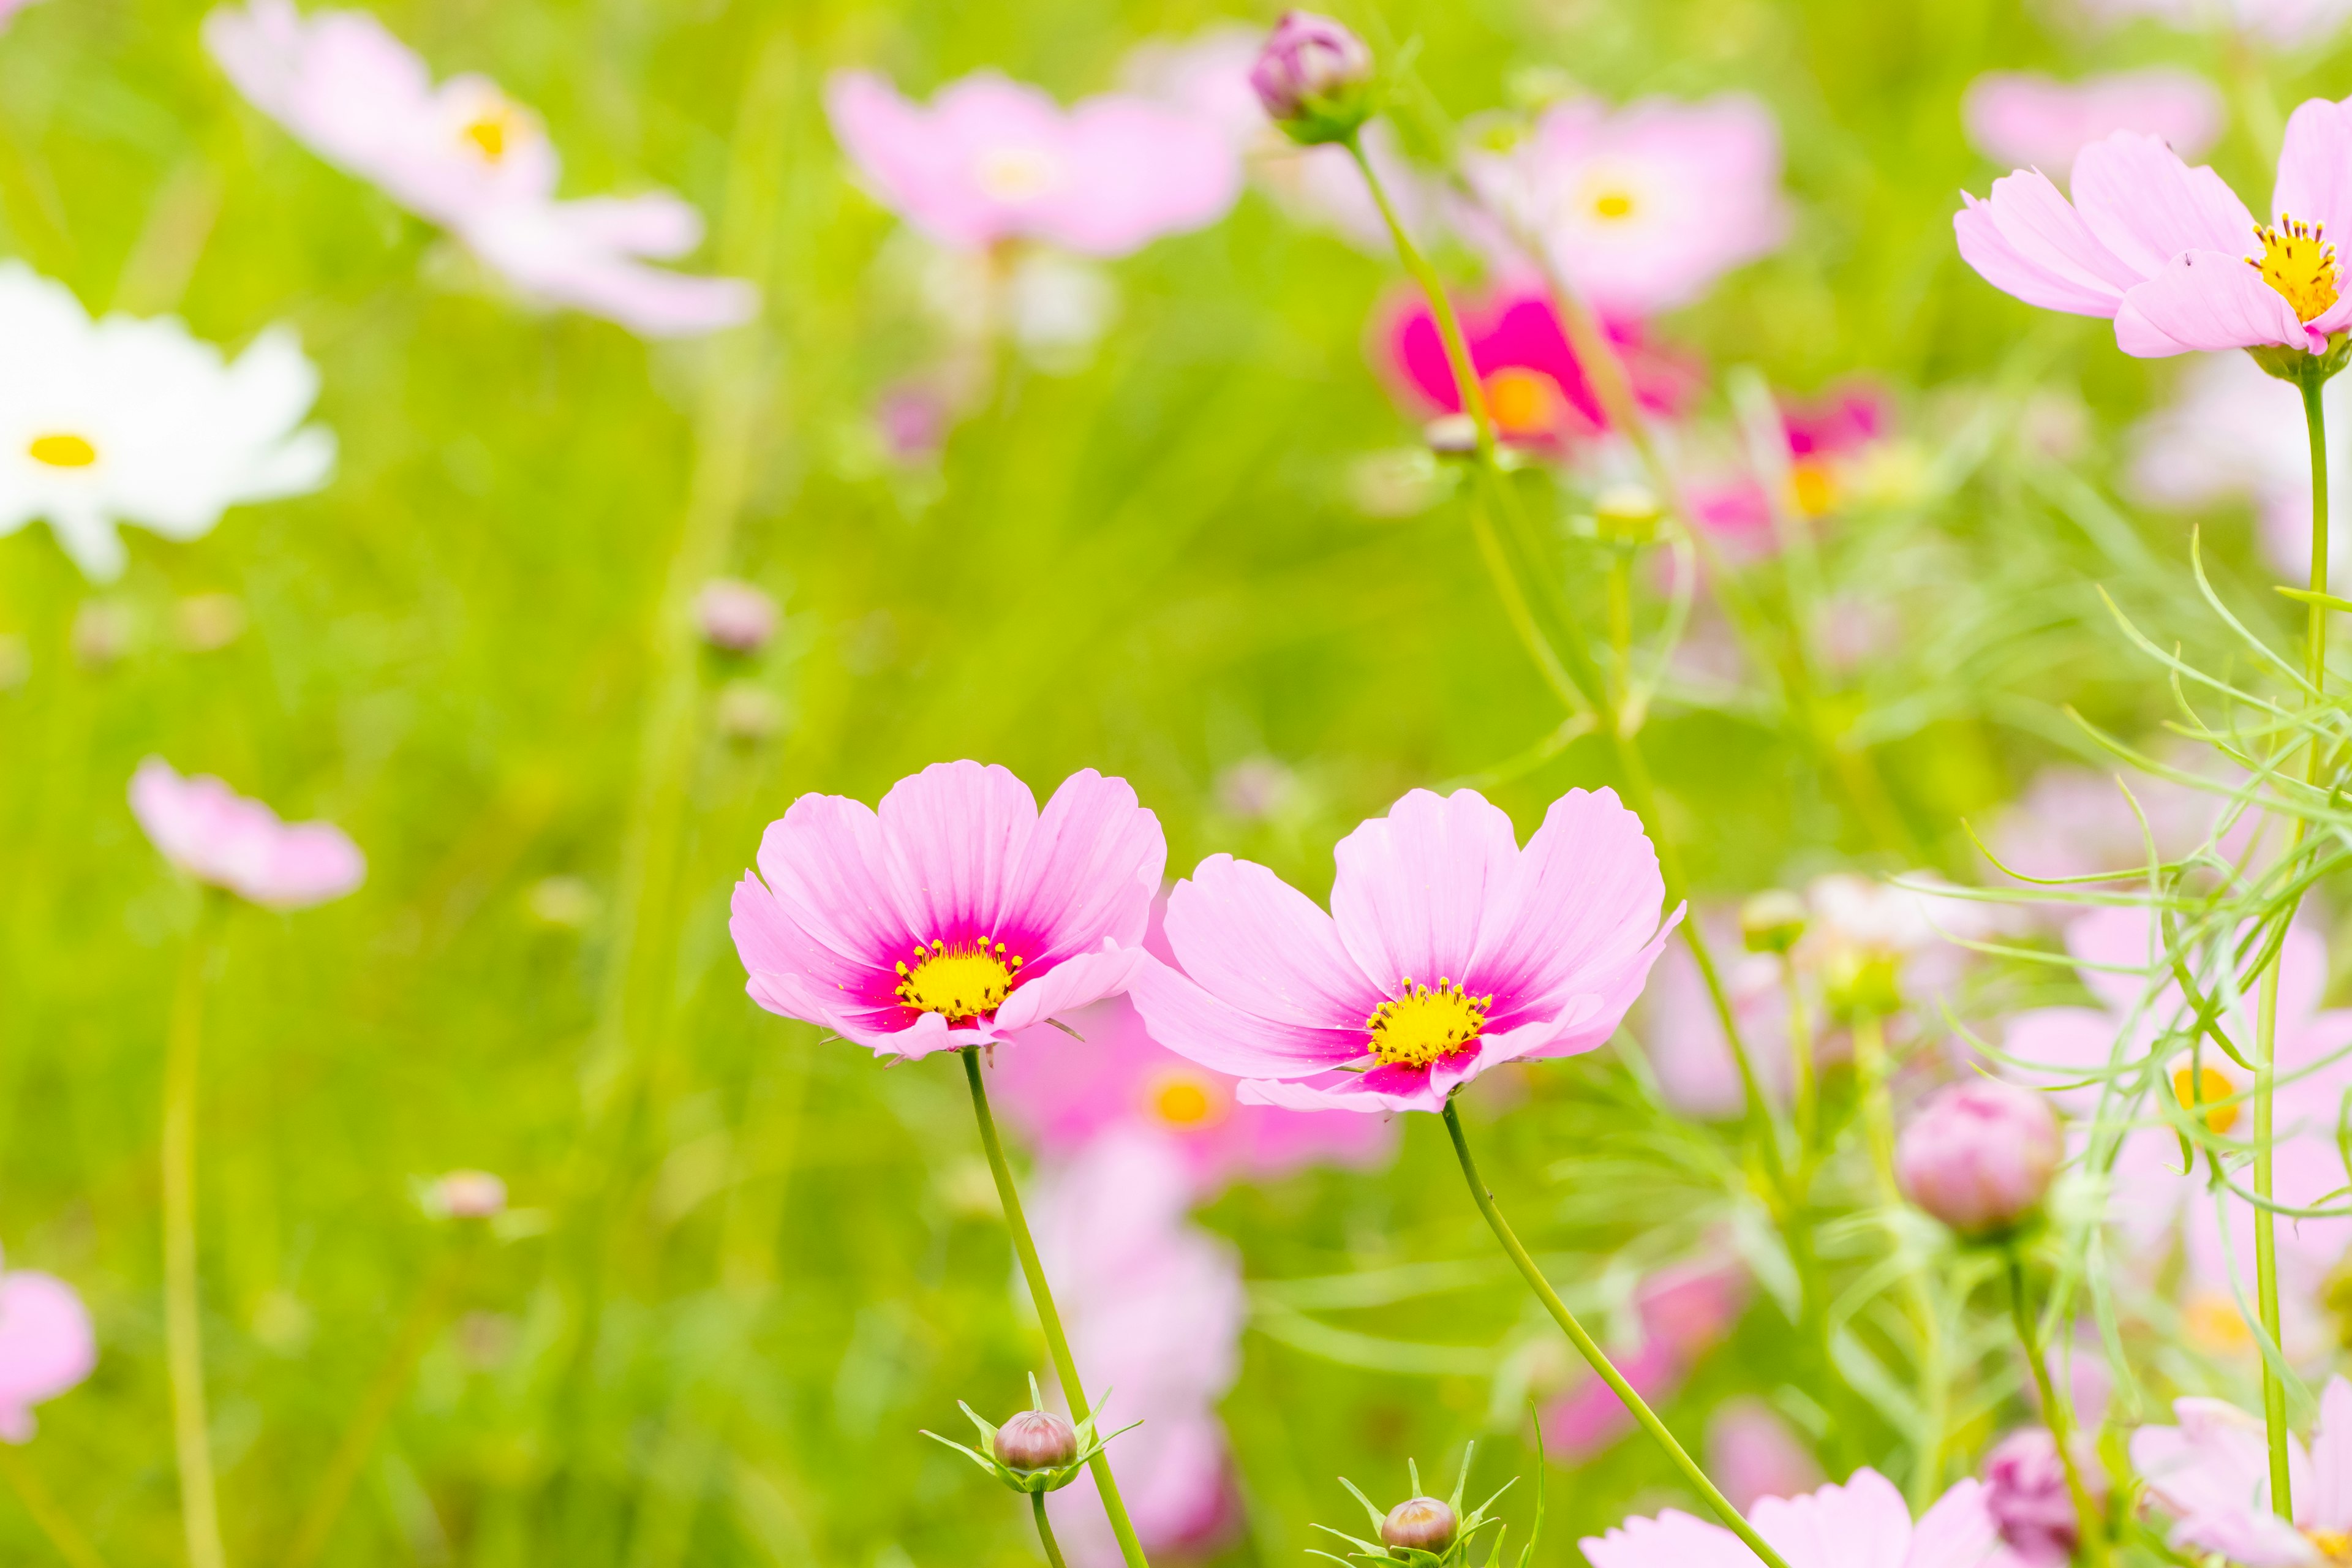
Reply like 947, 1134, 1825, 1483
461, 104, 519, 162
974, 145, 1063, 201
1592, 189, 1636, 221
2174, 1065, 2240, 1136
1364, 977, 1490, 1070
28, 433, 96, 468
1790, 459, 1837, 517
2248, 214, 2340, 323
1483, 367, 1566, 439
892, 938, 1021, 1022
2313, 1533, 2352, 1564
1144, 1069, 1226, 1129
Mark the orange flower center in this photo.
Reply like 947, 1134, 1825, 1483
894, 938, 1022, 1022
1790, 458, 1837, 516
2174, 1065, 2240, 1136
1143, 1068, 1228, 1129
28, 433, 97, 468
1364, 977, 1489, 1069
1483, 367, 1566, 439
2248, 214, 2340, 323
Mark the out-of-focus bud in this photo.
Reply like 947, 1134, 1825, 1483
526, 875, 600, 930
694, 579, 779, 655
1896, 1080, 2062, 1237
1983, 1427, 2102, 1567
72, 599, 134, 668
427, 1170, 509, 1219
995, 1409, 1079, 1472
1822, 947, 1902, 1021
715, 680, 784, 742
1740, 890, 1808, 955
0, 633, 27, 691
176, 593, 247, 652
1591, 483, 1662, 548
1424, 415, 1479, 456
1250, 11, 1376, 146
1380, 1496, 1459, 1553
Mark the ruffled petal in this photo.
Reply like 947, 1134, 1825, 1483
2306, 1377, 2352, 1533
1581, 1509, 1757, 1568
2274, 99, 2352, 254
2071, 132, 2256, 276
992, 943, 1144, 1032
1000, 769, 1164, 967
1905, 1479, 2002, 1568
876, 760, 1038, 942
1471, 786, 1665, 1016
1236, 1068, 1439, 1115
1750, 1471, 1916, 1568
1161, 854, 1384, 1029
1330, 788, 1521, 992
1129, 956, 1368, 1078
1953, 174, 2139, 317
752, 793, 915, 971
2114, 251, 2312, 356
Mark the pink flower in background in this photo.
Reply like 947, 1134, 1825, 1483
0, 1260, 94, 1442
2131, 1379, 2352, 1565
1962, 69, 2223, 178
729, 762, 1166, 1059
1583, 1469, 2002, 1568
1708, 1400, 1826, 1512
1684, 382, 1896, 555
824, 69, 1241, 256
205, 0, 755, 336
130, 758, 365, 909
1468, 94, 1792, 315
1541, 1259, 1748, 1458
2075, 0, 2352, 45
1988, 762, 2255, 889
1134, 786, 1680, 1115
1638, 913, 1793, 1121
1956, 100, 2352, 358
1384, 288, 1698, 448
1983, 1428, 2104, 1568
1120, 25, 1268, 151
1035, 1133, 1245, 1566
0, 0, 42, 29
1896, 1079, 2064, 1235
693, 578, 780, 654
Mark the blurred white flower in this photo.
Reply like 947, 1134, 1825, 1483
0, 264, 334, 582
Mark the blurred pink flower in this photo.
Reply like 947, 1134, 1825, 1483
1120, 26, 1268, 151
1035, 1133, 1244, 1566
1382, 287, 1698, 448
1540, 1258, 1748, 1458
1955, 102, 2352, 358
693, 578, 779, 654
1133, 786, 1680, 1115
129, 757, 365, 909
1468, 94, 1791, 315
1962, 69, 2223, 178
0, 1262, 94, 1443
1988, 761, 2256, 891
729, 761, 1165, 1059
875, 380, 952, 462
1684, 382, 1896, 556
2131, 1378, 2352, 1565
2075, 0, 2352, 45
1707, 1400, 1826, 1512
205, 0, 754, 337
426, 1170, 508, 1219
1582, 1468, 2002, 1568
0, 0, 42, 29
1983, 1427, 2103, 1568
1637, 913, 1792, 1121
824, 69, 1240, 256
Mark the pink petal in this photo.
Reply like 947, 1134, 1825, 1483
2274, 98, 2352, 251
2115, 250, 2313, 355
2070, 132, 2256, 277
1471, 786, 1666, 1014
2308, 1377, 2352, 1532
1750, 1469, 1914, 1568
0, 1272, 94, 1428
750, 793, 914, 974
824, 70, 998, 250
2173, 1510, 2321, 1567
876, 760, 1039, 944
2132, 1399, 2277, 1523
1906, 1480, 2003, 1568
1161, 854, 1384, 1028
1129, 958, 1366, 1078
1581, 1509, 1757, 1568
1953, 173, 2139, 317
1236, 1068, 1440, 1114
1329, 788, 1521, 992
1999, 1006, 2130, 1116
992, 943, 1144, 1032
1044, 96, 1242, 257
1000, 769, 1165, 968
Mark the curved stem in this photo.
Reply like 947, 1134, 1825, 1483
962, 1050, 1150, 1568
1441, 1101, 1792, 1568
2005, 1252, 2111, 1568
164, 899, 228, 1568
1031, 1491, 1071, 1568
0, 1446, 110, 1568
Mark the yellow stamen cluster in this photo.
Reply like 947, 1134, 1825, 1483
1591, 189, 1636, 221
1364, 977, 1490, 1069
28, 433, 97, 469
2248, 214, 2341, 323
2173, 1065, 2239, 1136
894, 937, 1021, 1022
1144, 1069, 1226, 1129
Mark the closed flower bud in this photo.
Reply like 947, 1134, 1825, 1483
994, 1409, 1079, 1472
694, 578, 780, 655
1380, 1496, 1458, 1553
1425, 415, 1479, 456
428, 1170, 508, 1219
1740, 889, 1808, 954
1250, 11, 1376, 145
1896, 1080, 2062, 1236
1592, 483, 1662, 547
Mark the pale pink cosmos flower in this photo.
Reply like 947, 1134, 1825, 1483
1467, 94, 1792, 315
1540, 1257, 1747, 1459
205, 0, 755, 337
2075, 0, 2352, 45
824, 70, 1241, 257
0, 1259, 94, 1442
1132, 786, 1681, 1115
2131, 1378, 2352, 1566
1582, 1468, 2002, 1568
729, 761, 1166, 1060
1988, 760, 2258, 892
130, 757, 365, 909
1962, 69, 2223, 179
1956, 99, 2352, 358
1707, 1400, 1826, 1513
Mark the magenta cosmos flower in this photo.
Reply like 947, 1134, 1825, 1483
824, 69, 1241, 257
205, 0, 755, 337
1132, 787, 1681, 1115
729, 762, 1166, 1058
1961, 69, 2222, 179
130, 758, 365, 909
0, 1257, 94, 1442
2132, 1378, 2352, 1566
1583, 1469, 2001, 1568
1383, 287, 1697, 448
1957, 99, 2352, 358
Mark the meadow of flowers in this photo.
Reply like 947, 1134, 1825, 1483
14, 0, 2352, 1564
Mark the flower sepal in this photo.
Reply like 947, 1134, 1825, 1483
918, 1376, 1137, 1495
1310, 1442, 1541, 1568
2249, 332, 2352, 386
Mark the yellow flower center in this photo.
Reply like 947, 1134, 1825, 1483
1364, 977, 1490, 1070
2185, 1290, 2255, 1354
2174, 1065, 2239, 1136
893, 938, 1022, 1022
1483, 367, 1565, 439
1790, 458, 1837, 517
2248, 215, 2340, 323
1592, 189, 1636, 221
2310, 1532, 2352, 1564
28, 433, 97, 468
461, 103, 521, 163
974, 145, 1064, 202
1143, 1068, 1227, 1129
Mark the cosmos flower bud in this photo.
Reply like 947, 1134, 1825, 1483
1380, 1496, 1458, 1553
1896, 1080, 2062, 1237
1250, 11, 1376, 146
993, 1409, 1079, 1472
428, 1170, 508, 1219
1591, 483, 1662, 547
1983, 1427, 2104, 1566
1739, 889, 1808, 954
1425, 415, 1479, 456
694, 578, 780, 654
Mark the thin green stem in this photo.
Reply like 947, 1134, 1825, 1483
1031, 1492, 1071, 1568
164, 899, 228, 1568
1441, 1101, 1792, 1568
1780, 954, 1818, 1153
0, 1446, 110, 1568
962, 1051, 1150, 1568
2005, 1253, 2111, 1568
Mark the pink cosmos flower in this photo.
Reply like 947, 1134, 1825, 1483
1583, 1469, 2002, 1568
1468, 94, 1792, 315
1131, 786, 1681, 1115
129, 757, 365, 909
1988, 761, 2256, 892
1383, 288, 1698, 448
728, 761, 1166, 1060
1638, 912, 1793, 1121
2075, 0, 2352, 45
1962, 69, 2223, 179
1708, 1400, 1826, 1513
1684, 382, 1896, 556
1956, 100, 2352, 358
2131, 1378, 2352, 1566
205, 0, 755, 337
1540, 1258, 1747, 1459
1034, 1133, 1244, 1566
0, 1261, 94, 1443
824, 69, 1240, 257
1983, 1428, 2104, 1568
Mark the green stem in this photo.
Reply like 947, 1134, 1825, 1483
2005, 1253, 2111, 1568
1781, 954, 1818, 1154
1441, 1101, 1792, 1568
961, 1051, 1151, 1568
1606, 551, 1634, 712
1031, 1492, 1071, 1568
164, 899, 228, 1568
0, 1446, 110, 1568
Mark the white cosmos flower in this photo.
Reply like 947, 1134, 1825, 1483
0, 263, 335, 581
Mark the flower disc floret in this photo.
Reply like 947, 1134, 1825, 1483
895, 938, 1022, 1022
1365, 979, 1491, 1069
